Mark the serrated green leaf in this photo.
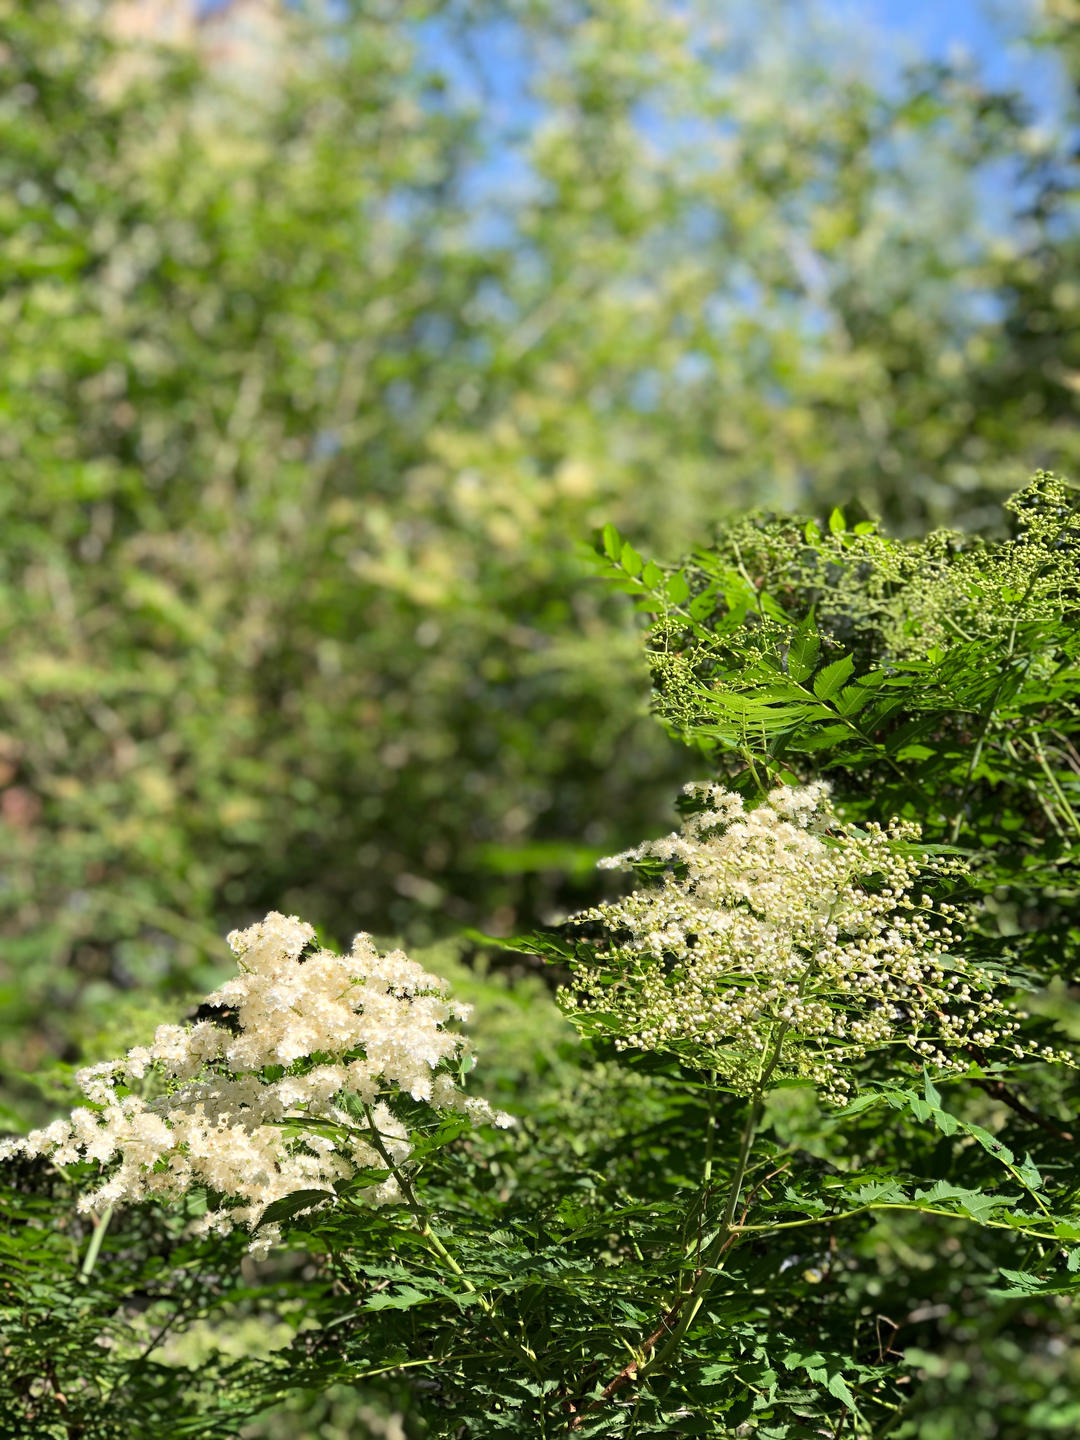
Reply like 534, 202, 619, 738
962, 1121, 1015, 1165
666, 570, 690, 605
813, 653, 855, 701
916, 1181, 1019, 1221
688, 588, 718, 621
798, 723, 858, 750
257, 1189, 334, 1227
851, 1178, 908, 1205
827, 1372, 857, 1410
364, 1284, 434, 1311
602, 522, 621, 560
619, 541, 643, 576
787, 614, 821, 684
832, 678, 884, 716
832, 1092, 882, 1118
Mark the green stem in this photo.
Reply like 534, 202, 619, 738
733, 1204, 1062, 1240
1029, 731, 1080, 839
720, 1094, 763, 1233
1002, 736, 1067, 838
738, 744, 771, 800
360, 1108, 540, 1369
79, 1204, 113, 1281
639, 1026, 788, 1385
360, 1106, 426, 1227
638, 1092, 763, 1382
681, 1074, 719, 1263
359, 1110, 474, 1290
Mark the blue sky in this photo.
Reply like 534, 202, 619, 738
835, 0, 1023, 56
829, 0, 1069, 114
196, 1, 1073, 129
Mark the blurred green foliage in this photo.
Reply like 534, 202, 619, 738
1, 0, 1078, 1092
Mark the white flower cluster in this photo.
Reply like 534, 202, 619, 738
1, 914, 511, 1256
571, 783, 1023, 1101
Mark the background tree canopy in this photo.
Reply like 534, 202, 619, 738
0, 0, 1077, 1102
2, 6, 1080, 1440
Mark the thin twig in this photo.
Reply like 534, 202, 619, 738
967, 1043, 1075, 1143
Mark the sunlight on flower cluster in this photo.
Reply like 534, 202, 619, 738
1, 914, 510, 1256
570, 783, 1027, 1101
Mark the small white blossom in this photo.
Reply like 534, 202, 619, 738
0, 914, 511, 1247
567, 784, 1022, 1102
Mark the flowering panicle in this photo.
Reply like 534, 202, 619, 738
567, 783, 1032, 1101
1, 914, 511, 1256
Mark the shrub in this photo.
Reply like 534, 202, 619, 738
3, 479, 1078, 1438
